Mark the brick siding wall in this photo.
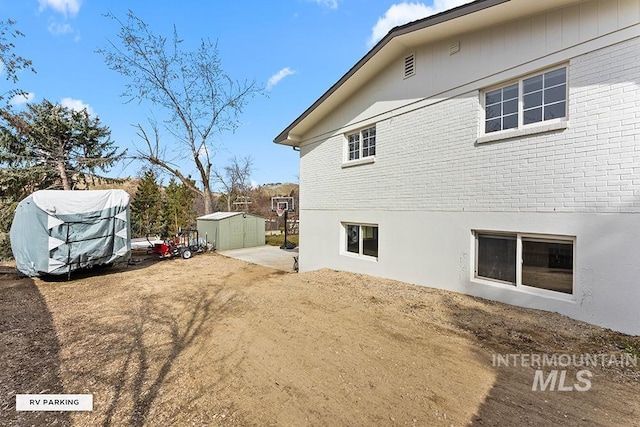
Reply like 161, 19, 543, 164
300, 37, 640, 214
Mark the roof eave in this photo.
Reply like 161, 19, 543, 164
273, 0, 509, 146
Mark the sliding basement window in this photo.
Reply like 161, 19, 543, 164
475, 232, 574, 295
345, 224, 378, 259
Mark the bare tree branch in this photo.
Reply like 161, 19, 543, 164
134, 123, 202, 197
213, 156, 253, 211
98, 11, 263, 213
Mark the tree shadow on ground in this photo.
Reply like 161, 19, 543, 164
83, 286, 243, 427
0, 273, 71, 426
437, 294, 640, 426
35, 250, 174, 283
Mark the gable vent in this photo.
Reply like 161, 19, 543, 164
450, 41, 460, 55
404, 53, 415, 78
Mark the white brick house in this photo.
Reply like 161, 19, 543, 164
274, 0, 640, 335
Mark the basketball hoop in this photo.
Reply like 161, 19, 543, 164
271, 196, 297, 250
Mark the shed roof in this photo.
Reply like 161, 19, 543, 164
197, 212, 266, 221
197, 212, 243, 221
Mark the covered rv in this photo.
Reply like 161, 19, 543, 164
10, 189, 131, 277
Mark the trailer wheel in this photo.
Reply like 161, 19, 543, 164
181, 249, 192, 259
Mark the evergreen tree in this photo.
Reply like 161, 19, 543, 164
130, 170, 163, 238
162, 177, 196, 237
0, 19, 35, 102
0, 99, 125, 190
0, 19, 36, 259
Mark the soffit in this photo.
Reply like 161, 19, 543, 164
275, 0, 583, 146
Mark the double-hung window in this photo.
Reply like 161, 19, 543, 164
347, 126, 376, 161
484, 66, 567, 134
345, 223, 378, 258
474, 231, 574, 295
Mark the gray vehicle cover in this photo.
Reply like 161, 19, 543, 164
10, 189, 131, 277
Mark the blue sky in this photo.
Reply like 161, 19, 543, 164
0, 0, 469, 187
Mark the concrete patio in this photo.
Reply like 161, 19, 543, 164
218, 245, 298, 272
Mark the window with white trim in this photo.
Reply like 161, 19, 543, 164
345, 223, 378, 258
484, 66, 567, 134
474, 232, 574, 295
347, 126, 376, 161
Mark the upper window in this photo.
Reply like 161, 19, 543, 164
484, 67, 567, 134
475, 231, 574, 295
347, 126, 376, 161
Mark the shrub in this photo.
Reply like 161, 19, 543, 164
0, 232, 12, 261
265, 234, 299, 247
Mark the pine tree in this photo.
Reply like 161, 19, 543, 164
0, 99, 125, 190
130, 170, 163, 238
0, 19, 35, 102
0, 19, 36, 260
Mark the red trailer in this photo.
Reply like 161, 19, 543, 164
152, 228, 206, 259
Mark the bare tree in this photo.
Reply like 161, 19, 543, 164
0, 19, 35, 103
98, 11, 262, 213
214, 156, 253, 212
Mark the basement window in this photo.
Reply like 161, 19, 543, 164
476, 233, 517, 284
522, 238, 573, 294
474, 232, 574, 295
345, 223, 378, 259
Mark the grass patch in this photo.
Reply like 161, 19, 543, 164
617, 338, 640, 357
592, 331, 640, 357
265, 234, 299, 247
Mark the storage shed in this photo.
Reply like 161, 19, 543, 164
197, 212, 265, 251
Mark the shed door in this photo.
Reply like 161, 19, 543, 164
244, 218, 256, 248
229, 216, 244, 249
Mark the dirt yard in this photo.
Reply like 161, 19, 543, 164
1, 252, 639, 426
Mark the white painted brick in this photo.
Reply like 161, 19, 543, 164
300, 36, 640, 214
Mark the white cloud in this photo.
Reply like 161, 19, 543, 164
367, 1, 473, 47
10, 92, 35, 107
267, 67, 296, 90
38, 0, 82, 17
60, 97, 94, 116
309, 0, 338, 9
47, 19, 73, 35
197, 144, 209, 159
